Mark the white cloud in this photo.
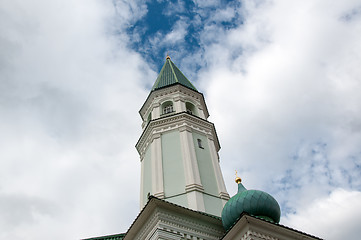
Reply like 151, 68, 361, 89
283, 189, 361, 240
163, 18, 189, 44
162, 0, 186, 16
147, 18, 189, 50
193, 0, 220, 8
210, 6, 236, 23
192, 0, 361, 237
112, 0, 148, 28
0, 0, 154, 239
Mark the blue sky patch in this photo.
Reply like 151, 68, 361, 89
126, 0, 242, 72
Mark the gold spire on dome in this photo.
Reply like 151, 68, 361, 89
235, 170, 242, 184
166, 52, 171, 60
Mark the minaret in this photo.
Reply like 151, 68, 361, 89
136, 56, 229, 217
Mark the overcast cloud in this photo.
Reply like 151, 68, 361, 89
0, 0, 151, 238
1, 0, 361, 239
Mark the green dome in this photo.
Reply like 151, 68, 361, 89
221, 182, 281, 230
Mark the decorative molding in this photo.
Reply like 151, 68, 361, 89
132, 204, 224, 240
241, 230, 279, 240
219, 192, 230, 200
158, 209, 223, 239
154, 192, 165, 199
185, 183, 204, 193
222, 214, 322, 240
136, 211, 159, 240
179, 125, 192, 133
136, 113, 220, 157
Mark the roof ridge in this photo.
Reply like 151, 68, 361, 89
151, 60, 168, 90
169, 60, 197, 90
168, 59, 179, 84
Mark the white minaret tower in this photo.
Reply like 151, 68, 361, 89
136, 56, 229, 217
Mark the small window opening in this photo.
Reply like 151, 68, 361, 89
163, 104, 173, 114
186, 102, 197, 116
197, 139, 204, 149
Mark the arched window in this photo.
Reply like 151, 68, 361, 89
186, 102, 198, 116
161, 101, 174, 115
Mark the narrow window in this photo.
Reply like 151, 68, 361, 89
186, 102, 197, 116
197, 139, 204, 149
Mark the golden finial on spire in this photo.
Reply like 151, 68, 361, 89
235, 170, 242, 184
166, 52, 170, 60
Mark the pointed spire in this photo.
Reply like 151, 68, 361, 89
151, 57, 197, 92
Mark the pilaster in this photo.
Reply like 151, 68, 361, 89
140, 156, 145, 208
198, 106, 206, 119
179, 125, 206, 211
207, 135, 230, 201
174, 97, 186, 113
151, 133, 165, 199
179, 126, 203, 187
152, 103, 160, 119
185, 190, 206, 212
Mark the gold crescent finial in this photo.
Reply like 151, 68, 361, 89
166, 52, 170, 60
235, 170, 242, 184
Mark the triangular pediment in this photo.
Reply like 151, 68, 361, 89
124, 197, 224, 240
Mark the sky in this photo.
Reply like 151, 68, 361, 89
1, 0, 361, 239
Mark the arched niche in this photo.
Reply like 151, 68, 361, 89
161, 100, 174, 115
185, 102, 198, 116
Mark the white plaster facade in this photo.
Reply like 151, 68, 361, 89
222, 214, 322, 240
136, 84, 229, 216
121, 197, 322, 240
83, 197, 322, 240
124, 198, 224, 240
124, 197, 225, 240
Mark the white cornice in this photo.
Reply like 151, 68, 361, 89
136, 112, 220, 157
158, 210, 223, 239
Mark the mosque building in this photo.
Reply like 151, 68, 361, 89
83, 57, 322, 240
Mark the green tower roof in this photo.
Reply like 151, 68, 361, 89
151, 57, 197, 92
